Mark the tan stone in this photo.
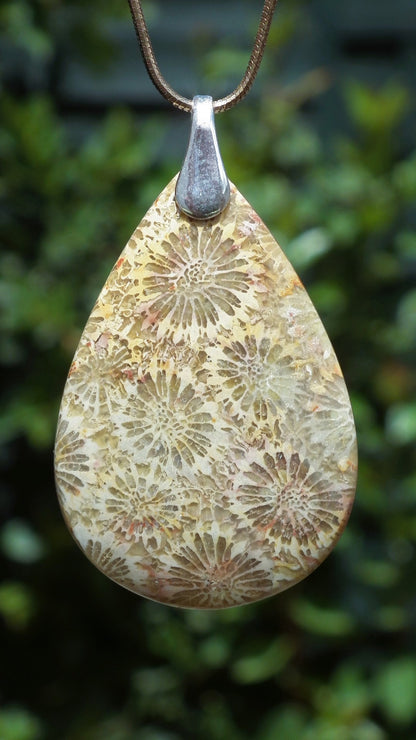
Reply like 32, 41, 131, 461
55, 177, 357, 609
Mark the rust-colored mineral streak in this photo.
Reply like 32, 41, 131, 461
55, 177, 357, 608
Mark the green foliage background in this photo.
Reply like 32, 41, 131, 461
1, 1, 416, 738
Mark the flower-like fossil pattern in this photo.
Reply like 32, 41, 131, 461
159, 528, 274, 608
85, 538, 134, 584
55, 418, 89, 498
102, 464, 182, 550
204, 328, 304, 428
139, 221, 262, 343
119, 366, 225, 473
235, 450, 350, 558
55, 177, 357, 607
66, 336, 133, 416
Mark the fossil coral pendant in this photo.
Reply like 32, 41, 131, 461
55, 97, 357, 608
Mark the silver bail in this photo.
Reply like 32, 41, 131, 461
175, 95, 230, 220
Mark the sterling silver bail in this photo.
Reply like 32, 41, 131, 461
175, 95, 230, 220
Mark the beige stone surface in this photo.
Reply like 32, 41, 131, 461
55, 177, 357, 609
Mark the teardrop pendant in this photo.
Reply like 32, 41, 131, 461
55, 176, 357, 609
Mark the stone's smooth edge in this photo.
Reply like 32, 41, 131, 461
54, 175, 357, 609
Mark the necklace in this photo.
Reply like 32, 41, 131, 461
54, 1, 357, 609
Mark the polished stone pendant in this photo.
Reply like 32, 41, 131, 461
55, 97, 357, 608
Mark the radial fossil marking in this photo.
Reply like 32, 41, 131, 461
235, 449, 348, 552
55, 418, 89, 498
82, 536, 139, 591
55, 177, 357, 608
204, 327, 302, 424
308, 373, 357, 454
102, 464, 182, 549
119, 365, 225, 473
139, 222, 262, 342
66, 337, 133, 416
160, 528, 274, 608
277, 370, 357, 467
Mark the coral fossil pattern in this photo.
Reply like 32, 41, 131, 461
139, 222, 261, 343
55, 418, 89, 497
65, 338, 133, 416
234, 451, 347, 550
55, 177, 357, 609
203, 327, 302, 427
159, 528, 274, 608
103, 464, 181, 544
119, 366, 224, 474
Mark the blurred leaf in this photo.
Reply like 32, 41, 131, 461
312, 667, 373, 733
326, 210, 360, 246
1, 519, 46, 563
202, 48, 253, 84
273, 124, 321, 167
395, 230, 416, 261
256, 705, 307, 740
354, 560, 399, 588
350, 394, 384, 455
0, 394, 57, 448
285, 227, 332, 270
396, 288, 416, 337
199, 693, 244, 740
374, 361, 414, 404
132, 667, 185, 723
1, 95, 64, 170
345, 82, 409, 134
0, 707, 42, 740
291, 598, 355, 636
0, 1, 52, 58
393, 153, 416, 200
386, 403, 416, 445
374, 606, 407, 632
198, 635, 231, 668
0, 581, 35, 630
145, 618, 199, 673
314, 162, 371, 204
308, 280, 346, 316
266, 5, 303, 51
240, 175, 293, 226
375, 657, 416, 724
135, 729, 181, 740
231, 638, 294, 684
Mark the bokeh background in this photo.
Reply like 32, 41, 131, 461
1, 0, 416, 738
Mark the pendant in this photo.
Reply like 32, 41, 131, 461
55, 97, 357, 609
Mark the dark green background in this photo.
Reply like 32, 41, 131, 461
1, 1, 416, 738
